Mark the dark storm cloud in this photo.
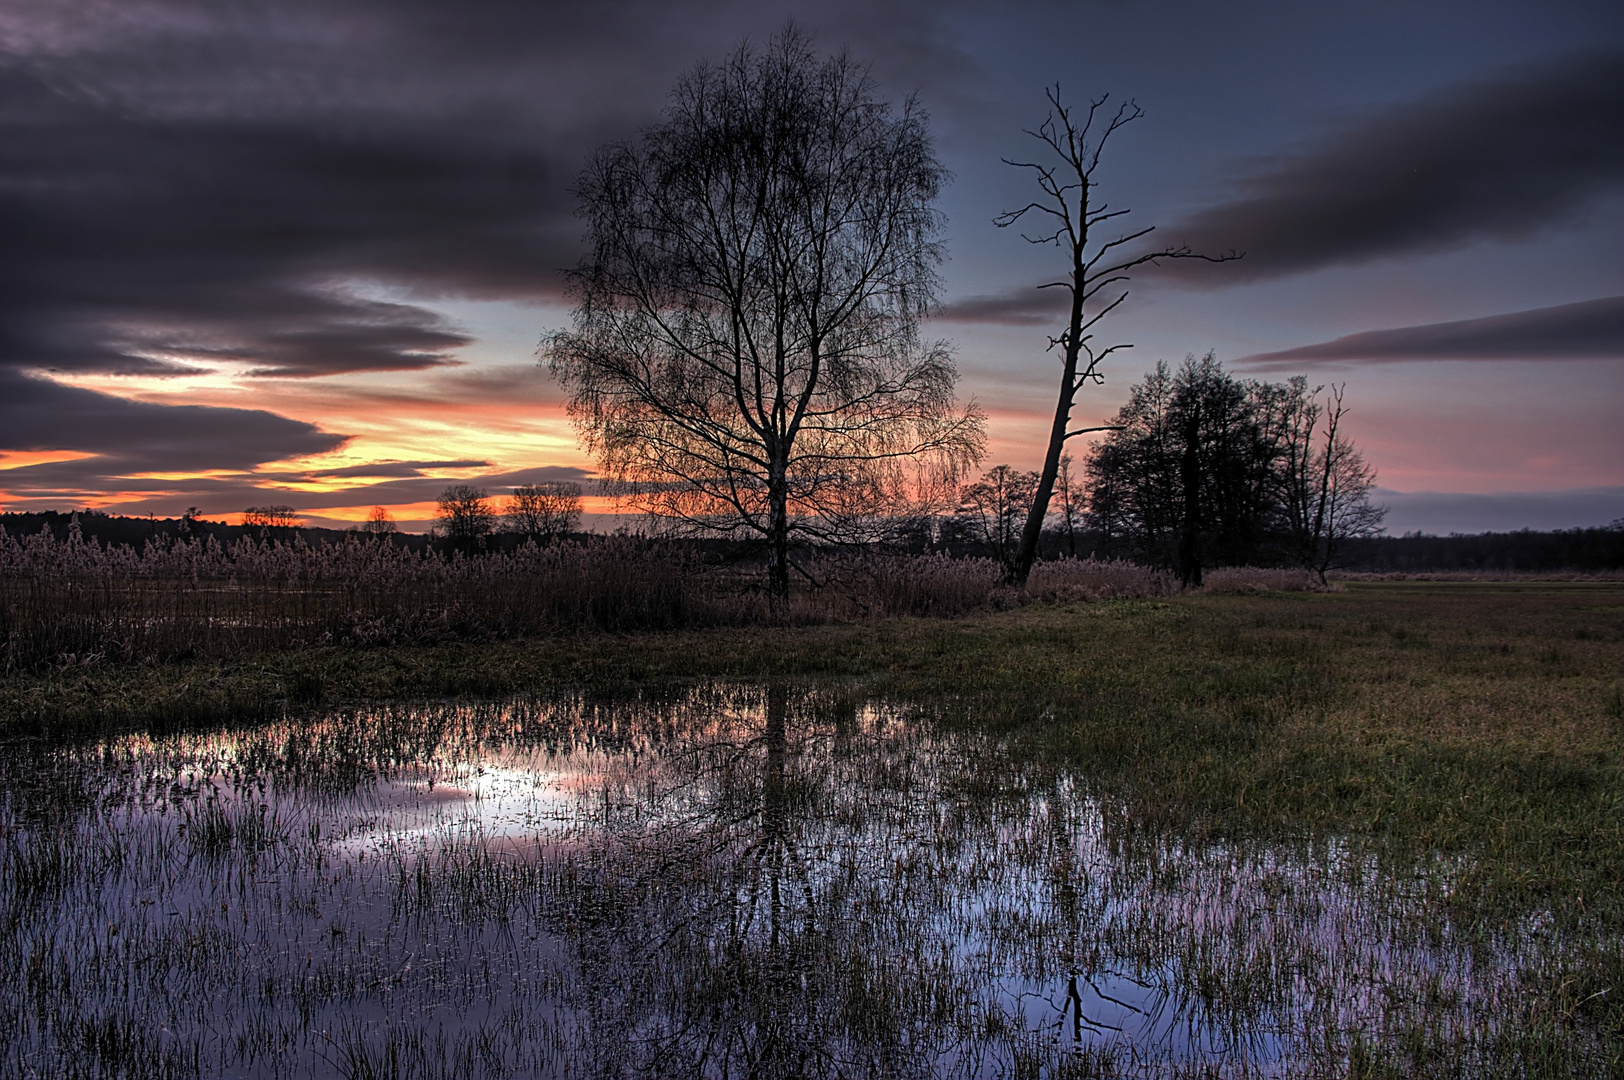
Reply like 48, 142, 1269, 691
1238, 296, 1624, 369
1, 0, 972, 487
931, 289, 1068, 326
0, 62, 556, 380
0, 371, 347, 475
1147, 52, 1624, 285
1, 0, 975, 380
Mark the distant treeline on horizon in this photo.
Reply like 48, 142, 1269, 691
3, 510, 1621, 573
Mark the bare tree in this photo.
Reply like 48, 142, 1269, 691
997, 88, 1235, 584
506, 482, 583, 545
545, 27, 984, 596
243, 504, 301, 539
1052, 452, 1083, 557
1279, 384, 1386, 583
956, 465, 1038, 573
436, 485, 494, 554
363, 505, 397, 539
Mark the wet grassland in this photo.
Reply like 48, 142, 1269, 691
3, 583, 1621, 1077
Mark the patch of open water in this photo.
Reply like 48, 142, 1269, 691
0, 686, 1562, 1077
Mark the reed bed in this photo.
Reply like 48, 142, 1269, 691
0, 526, 720, 671
1024, 556, 1178, 600
3, 524, 1342, 673
1199, 566, 1332, 593
1, 528, 1019, 671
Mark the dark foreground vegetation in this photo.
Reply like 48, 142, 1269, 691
2, 578, 1621, 1075
2, 506, 1620, 1075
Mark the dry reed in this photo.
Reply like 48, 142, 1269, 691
2, 525, 1220, 672
1199, 567, 1331, 594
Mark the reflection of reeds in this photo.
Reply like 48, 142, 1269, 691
179, 798, 285, 857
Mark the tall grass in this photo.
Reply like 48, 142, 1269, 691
2, 527, 1026, 670
1199, 566, 1330, 593
1, 523, 1325, 672
0, 525, 720, 670
1025, 557, 1177, 600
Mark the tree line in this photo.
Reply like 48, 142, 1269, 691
433, 482, 583, 553
953, 355, 1384, 583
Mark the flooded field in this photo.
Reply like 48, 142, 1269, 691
0, 686, 1607, 1078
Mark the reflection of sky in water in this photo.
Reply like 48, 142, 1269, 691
0, 691, 1581, 1078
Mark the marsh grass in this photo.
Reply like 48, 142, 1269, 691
2, 583, 1620, 1075
2, 687, 1617, 1077
1, 526, 1191, 674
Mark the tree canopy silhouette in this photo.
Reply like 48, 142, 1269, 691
545, 27, 983, 595
1084, 356, 1384, 582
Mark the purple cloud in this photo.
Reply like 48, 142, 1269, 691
1238, 296, 1624, 368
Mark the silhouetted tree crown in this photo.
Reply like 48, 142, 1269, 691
1083, 356, 1383, 581
545, 25, 984, 596
506, 482, 582, 545
436, 485, 494, 554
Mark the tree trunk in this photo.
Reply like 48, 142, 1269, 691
1178, 406, 1203, 588
767, 461, 790, 599
1011, 282, 1086, 585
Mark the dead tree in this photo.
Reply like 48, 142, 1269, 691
997, 88, 1235, 584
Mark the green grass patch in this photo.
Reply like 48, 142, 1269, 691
7, 584, 1622, 925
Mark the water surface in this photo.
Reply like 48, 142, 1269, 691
0, 686, 1561, 1077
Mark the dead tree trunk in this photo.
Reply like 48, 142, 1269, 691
998, 88, 1236, 584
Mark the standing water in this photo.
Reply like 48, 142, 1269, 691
0, 686, 1576, 1077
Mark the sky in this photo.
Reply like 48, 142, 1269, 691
1, 0, 1620, 534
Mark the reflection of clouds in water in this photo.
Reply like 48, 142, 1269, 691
331, 765, 573, 857
0, 689, 1596, 1078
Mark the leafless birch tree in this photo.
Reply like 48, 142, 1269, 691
1279, 384, 1386, 583
545, 28, 984, 596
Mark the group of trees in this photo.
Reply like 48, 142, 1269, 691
241, 505, 302, 535
295, 25, 1382, 590
208, 33, 1387, 584
948, 357, 1385, 582
434, 482, 584, 553
1072, 356, 1380, 582
543, 27, 1308, 592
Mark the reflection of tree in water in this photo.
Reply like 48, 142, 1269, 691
1, 693, 1551, 1077
570, 684, 1000, 1078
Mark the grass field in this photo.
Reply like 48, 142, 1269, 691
3, 581, 1621, 1075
